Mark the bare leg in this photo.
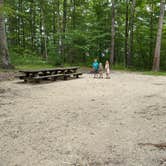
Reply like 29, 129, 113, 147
106, 73, 110, 79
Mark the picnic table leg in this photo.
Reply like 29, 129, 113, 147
64, 75, 68, 80
23, 73, 29, 83
35, 79, 40, 83
53, 76, 57, 81
24, 79, 27, 83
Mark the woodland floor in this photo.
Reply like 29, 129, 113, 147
0, 71, 166, 166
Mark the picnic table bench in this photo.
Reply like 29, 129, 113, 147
17, 66, 82, 83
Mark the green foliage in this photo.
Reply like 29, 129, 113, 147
2, 0, 166, 71
47, 52, 63, 66
10, 49, 46, 66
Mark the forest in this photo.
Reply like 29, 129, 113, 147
1, 1, 166, 165
0, 0, 166, 71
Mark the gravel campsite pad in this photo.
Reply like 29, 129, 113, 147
0, 72, 166, 166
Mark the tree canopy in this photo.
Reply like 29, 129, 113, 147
1, 0, 166, 70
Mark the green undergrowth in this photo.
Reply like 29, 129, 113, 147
1, 52, 166, 76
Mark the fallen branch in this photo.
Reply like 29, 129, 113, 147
138, 143, 166, 149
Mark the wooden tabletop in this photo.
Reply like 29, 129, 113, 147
19, 66, 79, 73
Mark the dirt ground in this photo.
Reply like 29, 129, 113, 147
0, 71, 166, 166
0, 71, 16, 81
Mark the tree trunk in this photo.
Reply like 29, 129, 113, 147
125, 0, 129, 67
0, 0, 13, 69
39, 2, 48, 60
8, 0, 17, 47
30, 0, 36, 50
110, 0, 115, 65
128, 0, 136, 67
20, 0, 25, 48
17, 0, 21, 47
57, 0, 62, 57
52, 0, 56, 46
72, 0, 76, 29
41, 7, 48, 60
152, 0, 165, 72
149, 2, 154, 68
62, 0, 67, 63
62, 0, 67, 34
39, 7, 43, 56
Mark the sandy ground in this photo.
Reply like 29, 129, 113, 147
0, 71, 16, 81
0, 71, 166, 166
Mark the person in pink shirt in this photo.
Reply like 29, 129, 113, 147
105, 60, 110, 79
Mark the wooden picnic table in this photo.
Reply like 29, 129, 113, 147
18, 66, 82, 83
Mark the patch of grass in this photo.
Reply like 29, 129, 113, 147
0, 64, 55, 72
0, 68, 15, 72
2, 51, 166, 76
111, 64, 166, 76
142, 71, 166, 76
112, 64, 126, 70
15, 64, 55, 70
9, 51, 55, 70
11, 54, 47, 66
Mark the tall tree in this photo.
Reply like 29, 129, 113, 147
0, 0, 12, 68
71, 0, 76, 29
57, 0, 62, 57
152, 0, 165, 71
128, 0, 136, 66
40, 1, 48, 60
110, 0, 115, 64
30, 0, 36, 50
125, 0, 129, 67
62, 0, 67, 62
149, 1, 154, 68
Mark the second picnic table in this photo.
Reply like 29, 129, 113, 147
18, 66, 82, 83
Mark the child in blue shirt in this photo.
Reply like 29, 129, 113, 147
92, 59, 99, 78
